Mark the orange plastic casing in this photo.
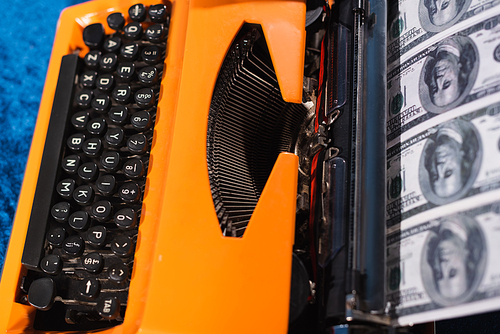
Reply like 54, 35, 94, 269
0, 0, 306, 333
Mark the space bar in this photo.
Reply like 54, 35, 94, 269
21, 54, 80, 271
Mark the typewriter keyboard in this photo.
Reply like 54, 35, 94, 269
18, 4, 168, 330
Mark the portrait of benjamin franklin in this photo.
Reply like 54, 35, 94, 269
419, 0, 472, 32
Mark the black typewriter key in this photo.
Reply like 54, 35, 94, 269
80, 70, 97, 88
99, 53, 118, 72
123, 158, 144, 179
96, 73, 115, 92
138, 66, 158, 85
114, 208, 137, 229
109, 106, 129, 124
129, 3, 147, 22
51, 202, 71, 222
118, 182, 141, 203
71, 111, 90, 129
91, 95, 111, 113
96, 174, 116, 195
82, 252, 104, 273
148, 4, 167, 22
82, 138, 102, 157
124, 22, 142, 40
87, 117, 107, 136
40, 254, 63, 275
111, 235, 133, 257
120, 42, 139, 60
116, 62, 135, 82
130, 110, 152, 130
108, 262, 129, 283
91, 200, 113, 221
127, 133, 148, 155
145, 24, 166, 43
79, 277, 100, 299
46, 227, 67, 247
62, 155, 81, 174
75, 90, 93, 109
83, 23, 104, 49
63, 235, 85, 256
56, 178, 76, 198
107, 12, 125, 31
84, 50, 101, 69
134, 88, 155, 108
78, 161, 99, 181
28, 277, 56, 311
142, 45, 162, 64
73, 185, 94, 205
112, 85, 132, 104
103, 36, 122, 53
101, 151, 121, 172
67, 133, 86, 152
69, 211, 90, 231
97, 296, 121, 320
87, 225, 107, 246
105, 127, 125, 147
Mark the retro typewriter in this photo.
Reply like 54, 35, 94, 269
0, 0, 425, 333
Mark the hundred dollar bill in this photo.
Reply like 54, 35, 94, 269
387, 11, 500, 140
386, 201, 500, 325
387, 0, 500, 63
386, 103, 500, 228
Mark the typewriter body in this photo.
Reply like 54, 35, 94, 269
0, 0, 396, 333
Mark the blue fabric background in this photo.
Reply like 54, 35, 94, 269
0, 0, 498, 332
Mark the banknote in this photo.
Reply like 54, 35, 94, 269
386, 201, 500, 325
387, 11, 500, 140
386, 103, 500, 228
387, 0, 500, 62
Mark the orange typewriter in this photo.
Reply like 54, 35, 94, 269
0, 0, 392, 333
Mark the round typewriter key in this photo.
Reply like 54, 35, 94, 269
134, 88, 155, 108
116, 62, 135, 82
71, 111, 90, 129
112, 85, 132, 104
63, 235, 85, 256
95, 73, 115, 92
87, 225, 107, 247
28, 278, 56, 311
96, 174, 116, 196
97, 296, 121, 320
127, 133, 148, 155
100, 53, 118, 72
101, 151, 121, 172
67, 133, 86, 152
123, 158, 144, 179
79, 277, 100, 299
107, 12, 125, 31
148, 4, 167, 22
46, 227, 67, 247
118, 182, 141, 203
91, 200, 113, 222
124, 22, 142, 40
83, 23, 104, 49
111, 235, 134, 257
103, 36, 122, 53
105, 127, 125, 146
91, 95, 111, 113
82, 252, 104, 273
130, 110, 152, 130
114, 208, 137, 229
109, 106, 129, 124
51, 202, 71, 222
129, 3, 147, 22
107, 261, 129, 283
142, 45, 162, 64
84, 50, 102, 69
75, 90, 93, 109
82, 138, 102, 157
62, 155, 81, 174
145, 24, 166, 43
120, 42, 139, 60
40, 254, 63, 275
87, 117, 107, 135
138, 66, 158, 85
73, 185, 94, 205
69, 211, 90, 231
80, 70, 97, 88
78, 161, 99, 181
56, 178, 76, 198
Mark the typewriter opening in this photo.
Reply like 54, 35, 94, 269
207, 24, 310, 237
